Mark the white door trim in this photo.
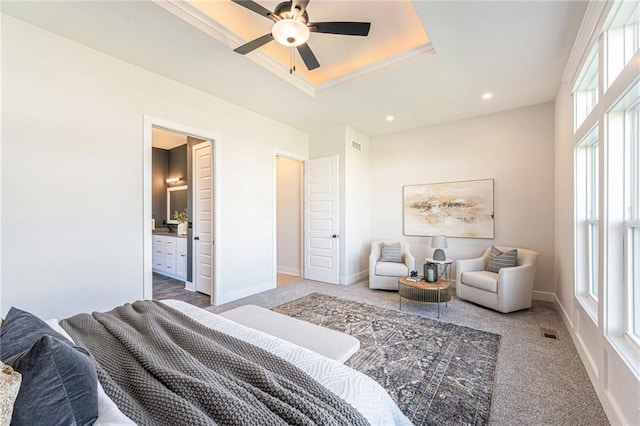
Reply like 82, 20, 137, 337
272, 149, 306, 287
143, 115, 221, 304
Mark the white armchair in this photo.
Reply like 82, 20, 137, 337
455, 246, 538, 313
369, 241, 415, 290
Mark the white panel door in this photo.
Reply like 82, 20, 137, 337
193, 141, 213, 296
304, 155, 339, 284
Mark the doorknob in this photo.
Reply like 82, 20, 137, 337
194, 236, 200, 241
332, 234, 338, 238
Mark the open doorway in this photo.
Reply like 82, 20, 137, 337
144, 117, 218, 307
275, 155, 303, 287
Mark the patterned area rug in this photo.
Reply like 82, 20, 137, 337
273, 293, 501, 425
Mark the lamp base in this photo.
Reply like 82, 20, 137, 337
433, 249, 446, 261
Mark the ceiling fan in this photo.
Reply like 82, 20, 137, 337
231, 0, 371, 72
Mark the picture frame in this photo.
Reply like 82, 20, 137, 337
403, 178, 495, 238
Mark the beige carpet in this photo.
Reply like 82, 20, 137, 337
206, 278, 610, 426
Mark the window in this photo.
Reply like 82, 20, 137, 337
573, 45, 599, 131
576, 126, 600, 305
625, 103, 640, 344
607, 80, 640, 351
604, 0, 640, 88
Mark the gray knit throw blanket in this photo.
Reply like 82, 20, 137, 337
61, 300, 369, 426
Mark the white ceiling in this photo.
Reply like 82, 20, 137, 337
152, 127, 188, 150
1, 0, 587, 137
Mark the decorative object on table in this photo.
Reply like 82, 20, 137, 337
403, 178, 495, 238
456, 246, 538, 313
424, 262, 438, 282
173, 209, 188, 236
431, 235, 448, 260
273, 293, 500, 426
406, 270, 419, 282
369, 241, 415, 290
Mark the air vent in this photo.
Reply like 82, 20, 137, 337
540, 327, 559, 340
351, 140, 362, 152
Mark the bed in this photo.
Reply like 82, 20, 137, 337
1, 299, 410, 426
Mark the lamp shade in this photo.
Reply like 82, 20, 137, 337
431, 235, 448, 249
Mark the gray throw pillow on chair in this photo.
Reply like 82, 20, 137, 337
486, 246, 518, 272
380, 242, 403, 262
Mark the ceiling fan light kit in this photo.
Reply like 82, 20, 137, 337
272, 19, 310, 47
231, 0, 371, 73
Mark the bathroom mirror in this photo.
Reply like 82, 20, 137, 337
167, 185, 187, 224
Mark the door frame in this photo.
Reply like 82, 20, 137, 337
143, 115, 221, 304
272, 149, 305, 286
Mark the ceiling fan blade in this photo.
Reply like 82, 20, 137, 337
230, 0, 276, 21
309, 22, 371, 36
234, 33, 274, 55
291, 0, 310, 15
297, 43, 320, 70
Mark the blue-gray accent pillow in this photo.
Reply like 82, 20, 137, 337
0, 308, 99, 426
0, 307, 68, 360
6, 335, 99, 426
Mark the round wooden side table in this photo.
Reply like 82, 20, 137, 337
398, 276, 451, 318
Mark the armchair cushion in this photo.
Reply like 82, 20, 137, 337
460, 270, 498, 293
375, 261, 409, 277
379, 242, 402, 262
486, 246, 518, 273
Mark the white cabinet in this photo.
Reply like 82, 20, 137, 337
152, 234, 187, 281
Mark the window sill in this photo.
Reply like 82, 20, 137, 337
577, 293, 599, 325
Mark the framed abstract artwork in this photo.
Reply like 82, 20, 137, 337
403, 179, 495, 238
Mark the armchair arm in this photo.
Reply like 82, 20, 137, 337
455, 256, 486, 285
403, 252, 415, 272
497, 263, 537, 311
369, 242, 381, 273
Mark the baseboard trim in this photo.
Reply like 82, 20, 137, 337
340, 270, 368, 285
532, 290, 556, 302
184, 281, 195, 292
216, 281, 274, 305
277, 266, 301, 276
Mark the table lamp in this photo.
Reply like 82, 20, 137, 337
431, 235, 448, 261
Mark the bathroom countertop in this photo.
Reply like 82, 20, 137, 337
152, 231, 188, 238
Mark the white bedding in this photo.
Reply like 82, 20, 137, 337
48, 300, 410, 425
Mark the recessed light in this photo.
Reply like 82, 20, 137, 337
386, 115, 394, 121
482, 92, 493, 100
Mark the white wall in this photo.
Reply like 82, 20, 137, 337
1, 14, 308, 318
276, 157, 302, 276
344, 126, 371, 283
370, 103, 556, 297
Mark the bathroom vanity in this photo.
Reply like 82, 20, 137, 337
152, 232, 187, 281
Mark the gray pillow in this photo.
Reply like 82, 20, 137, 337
486, 246, 518, 272
6, 335, 98, 426
380, 242, 403, 262
0, 307, 69, 360
0, 308, 99, 426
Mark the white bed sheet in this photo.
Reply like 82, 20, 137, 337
47, 300, 411, 426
